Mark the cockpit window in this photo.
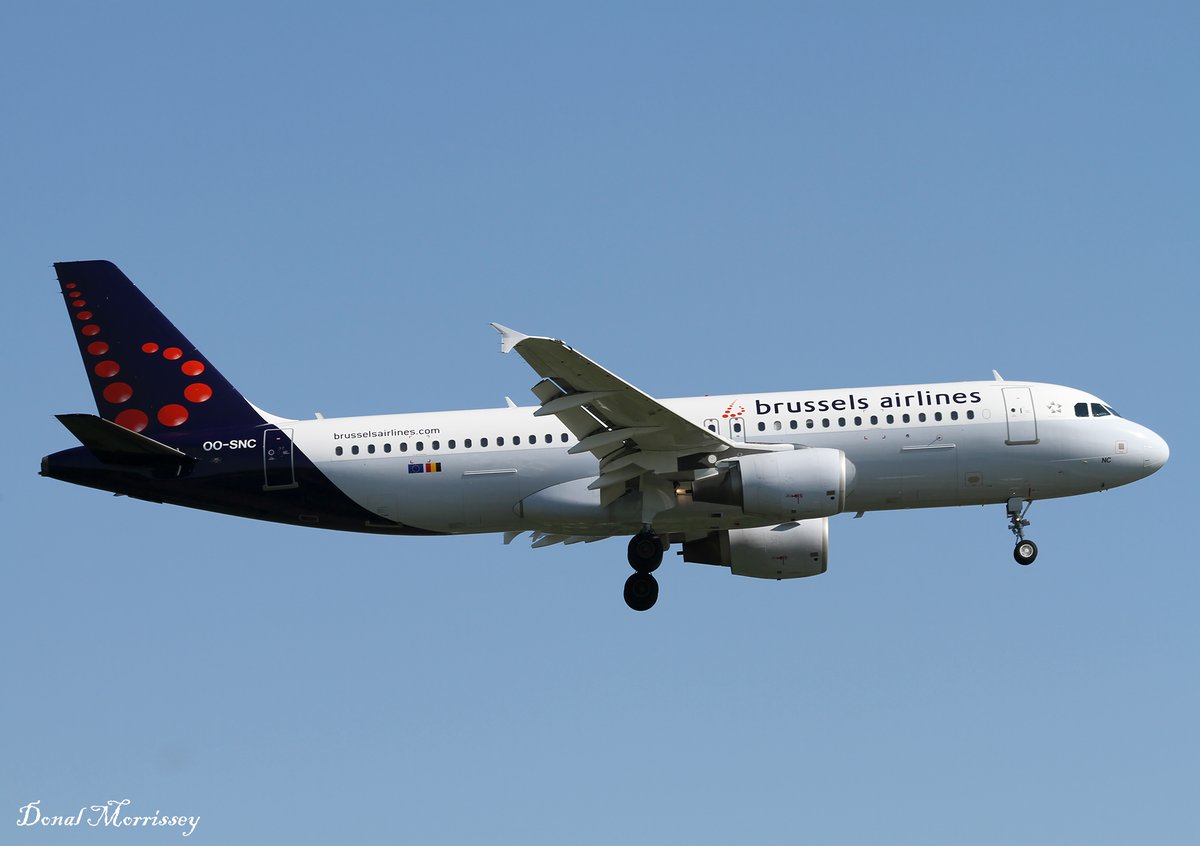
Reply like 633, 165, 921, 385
1075, 402, 1089, 417
1091, 403, 1110, 418
1104, 405, 1120, 417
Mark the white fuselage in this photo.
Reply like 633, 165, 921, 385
276, 380, 1168, 536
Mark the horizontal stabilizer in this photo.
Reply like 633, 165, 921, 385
55, 413, 192, 467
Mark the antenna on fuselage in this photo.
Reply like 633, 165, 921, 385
992, 370, 1005, 382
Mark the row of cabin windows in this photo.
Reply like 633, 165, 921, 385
335, 431, 571, 457
737, 409, 977, 434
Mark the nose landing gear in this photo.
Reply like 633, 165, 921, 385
1007, 497, 1038, 565
624, 529, 664, 611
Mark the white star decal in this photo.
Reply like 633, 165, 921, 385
1047, 402, 1062, 414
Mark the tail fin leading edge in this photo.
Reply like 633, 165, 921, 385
54, 260, 264, 435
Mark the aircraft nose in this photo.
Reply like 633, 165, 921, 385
1144, 430, 1169, 474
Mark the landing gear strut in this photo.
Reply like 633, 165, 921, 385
1007, 497, 1038, 565
624, 529, 663, 611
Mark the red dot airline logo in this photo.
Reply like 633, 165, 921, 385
65, 281, 215, 434
721, 401, 746, 419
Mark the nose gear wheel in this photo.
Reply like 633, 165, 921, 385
1006, 498, 1037, 566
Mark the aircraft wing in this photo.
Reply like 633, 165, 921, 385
492, 324, 783, 508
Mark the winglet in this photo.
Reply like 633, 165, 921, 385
490, 323, 529, 354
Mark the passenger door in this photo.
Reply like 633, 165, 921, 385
1002, 387, 1038, 445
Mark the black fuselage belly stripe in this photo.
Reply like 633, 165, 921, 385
41, 434, 444, 536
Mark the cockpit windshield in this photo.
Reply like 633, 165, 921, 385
1075, 402, 1121, 418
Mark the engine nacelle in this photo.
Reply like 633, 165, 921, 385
681, 520, 829, 580
692, 447, 854, 522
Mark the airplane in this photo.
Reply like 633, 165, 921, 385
42, 260, 1169, 611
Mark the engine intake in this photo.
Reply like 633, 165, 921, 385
692, 447, 854, 521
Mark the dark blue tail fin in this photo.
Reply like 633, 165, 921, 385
54, 260, 265, 435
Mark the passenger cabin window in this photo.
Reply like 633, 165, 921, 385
416, 441, 424, 451
384, 443, 392, 453
400, 442, 408, 452
367, 444, 375, 454
480, 437, 488, 447
432, 440, 440, 450
514, 436, 521, 445
561, 433, 569, 443
335, 446, 343, 456
497, 436, 505, 446
544, 434, 553, 443
465, 438, 473, 448
448, 440, 456, 449
351, 445, 359, 455
757, 422, 766, 432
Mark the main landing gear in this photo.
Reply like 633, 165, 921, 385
624, 529, 663, 611
1007, 497, 1038, 565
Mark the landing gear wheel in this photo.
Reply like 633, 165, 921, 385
1006, 498, 1037, 566
627, 531, 663, 573
624, 572, 659, 611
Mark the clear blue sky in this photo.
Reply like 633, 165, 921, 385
3, 3, 1196, 844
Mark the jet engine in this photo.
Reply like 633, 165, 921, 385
681, 520, 829, 580
692, 447, 854, 522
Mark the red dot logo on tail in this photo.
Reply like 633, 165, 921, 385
184, 383, 212, 403
157, 404, 189, 427
103, 383, 133, 404
115, 409, 149, 433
